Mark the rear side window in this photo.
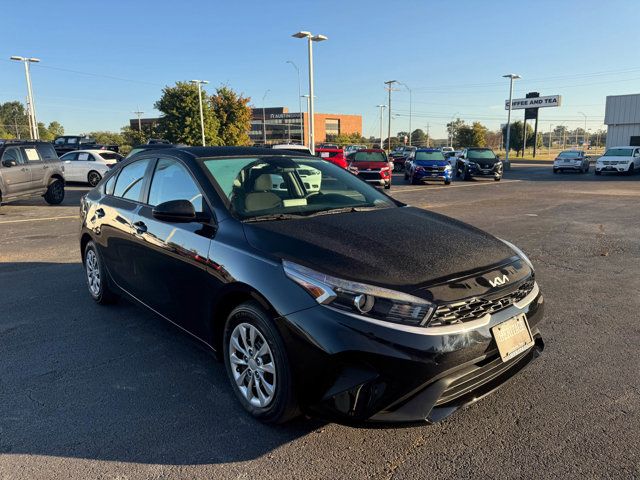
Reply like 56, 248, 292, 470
148, 158, 203, 212
23, 147, 42, 163
61, 152, 78, 161
113, 159, 150, 201
37, 143, 58, 161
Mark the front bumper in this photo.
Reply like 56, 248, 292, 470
468, 163, 502, 177
554, 162, 584, 170
280, 283, 545, 424
414, 169, 452, 182
596, 163, 629, 173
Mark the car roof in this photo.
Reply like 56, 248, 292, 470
415, 148, 442, 152
609, 146, 637, 149
61, 149, 121, 155
353, 148, 384, 152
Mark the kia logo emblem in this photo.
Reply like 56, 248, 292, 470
489, 274, 509, 287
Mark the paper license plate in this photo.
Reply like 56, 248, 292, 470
491, 314, 534, 362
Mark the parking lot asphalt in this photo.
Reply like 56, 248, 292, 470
1, 167, 639, 480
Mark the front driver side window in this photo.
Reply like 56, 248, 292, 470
1, 148, 25, 166
113, 159, 150, 201
148, 158, 203, 212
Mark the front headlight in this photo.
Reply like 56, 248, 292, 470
500, 239, 534, 270
283, 260, 435, 326
468, 162, 478, 168
444, 164, 452, 171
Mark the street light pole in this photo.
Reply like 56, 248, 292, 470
292, 31, 327, 155
384, 80, 398, 153
262, 89, 270, 145
286, 60, 304, 144
578, 111, 587, 147
449, 112, 459, 148
190, 79, 209, 146
376, 104, 386, 148
502, 73, 521, 169
301, 94, 311, 148
11, 56, 41, 139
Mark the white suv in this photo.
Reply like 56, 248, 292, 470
595, 146, 640, 175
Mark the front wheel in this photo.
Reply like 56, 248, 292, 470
444, 179, 451, 185
44, 179, 65, 205
88, 171, 102, 187
223, 302, 299, 424
595, 170, 601, 176
384, 182, 391, 190
494, 176, 502, 181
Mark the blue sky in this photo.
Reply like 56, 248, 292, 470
1, 0, 638, 139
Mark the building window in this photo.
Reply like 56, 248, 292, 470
325, 119, 340, 137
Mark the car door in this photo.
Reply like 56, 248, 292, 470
97, 157, 153, 297
60, 152, 81, 181
74, 151, 93, 183
133, 156, 216, 338
633, 149, 640, 170
21, 146, 48, 191
0, 147, 31, 197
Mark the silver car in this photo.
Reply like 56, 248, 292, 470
0, 141, 66, 205
553, 150, 589, 173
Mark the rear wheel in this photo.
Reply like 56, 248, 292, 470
88, 170, 102, 187
444, 179, 451, 185
628, 165, 634, 175
44, 179, 64, 205
84, 241, 117, 304
224, 302, 298, 424
462, 167, 472, 181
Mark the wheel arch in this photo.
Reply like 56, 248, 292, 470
48, 173, 65, 186
80, 233, 93, 263
210, 283, 279, 355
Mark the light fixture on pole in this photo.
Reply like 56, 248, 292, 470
398, 82, 412, 146
190, 79, 209, 146
376, 104, 387, 148
286, 60, 304, 144
10, 56, 40, 140
502, 74, 521, 169
262, 89, 271, 145
384, 80, 398, 153
292, 31, 328, 155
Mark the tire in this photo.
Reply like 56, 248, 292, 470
411, 175, 419, 185
462, 167, 471, 181
584, 165, 589, 173
455, 163, 461, 178
84, 241, 118, 304
595, 170, 601, 176
553, 168, 558, 174
444, 179, 451, 185
494, 176, 501, 181
223, 301, 299, 424
627, 165, 634, 176
404, 171, 409, 181
88, 170, 102, 187
384, 182, 391, 190
44, 179, 65, 205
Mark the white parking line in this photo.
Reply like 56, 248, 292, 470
393, 179, 522, 194
0, 215, 78, 225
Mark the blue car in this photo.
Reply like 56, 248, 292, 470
404, 148, 453, 185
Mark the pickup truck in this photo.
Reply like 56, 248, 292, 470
53, 136, 119, 156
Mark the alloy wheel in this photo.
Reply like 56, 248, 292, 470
229, 322, 276, 408
88, 172, 101, 186
85, 249, 101, 297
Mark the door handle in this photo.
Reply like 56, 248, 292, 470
21, 167, 29, 172
95, 208, 105, 218
43, 165, 49, 169
133, 221, 147, 234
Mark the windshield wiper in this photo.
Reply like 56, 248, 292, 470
304, 206, 389, 217
243, 213, 305, 223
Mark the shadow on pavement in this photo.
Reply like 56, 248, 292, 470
7, 186, 89, 208
0, 262, 322, 465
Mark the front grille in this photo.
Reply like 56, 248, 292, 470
429, 277, 535, 327
358, 171, 381, 181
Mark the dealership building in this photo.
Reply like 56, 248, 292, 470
249, 107, 362, 146
604, 94, 640, 147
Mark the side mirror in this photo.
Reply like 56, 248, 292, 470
2, 159, 17, 167
152, 199, 196, 223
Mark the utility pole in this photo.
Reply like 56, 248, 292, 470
133, 107, 144, 132
578, 112, 587, 147
376, 104, 386, 148
548, 124, 553, 156
190, 79, 209, 146
398, 82, 412, 146
286, 61, 304, 144
384, 80, 398, 153
426, 123, 430, 147
12, 105, 20, 139
502, 74, 521, 168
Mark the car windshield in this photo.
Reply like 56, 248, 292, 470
415, 151, 445, 161
204, 156, 396, 220
351, 151, 387, 162
558, 151, 581, 158
604, 148, 633, 156
467, 149, 496, 160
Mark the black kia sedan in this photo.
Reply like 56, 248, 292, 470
79, 146, 544, 424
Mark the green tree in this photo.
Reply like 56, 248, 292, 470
326, 132, 368, 146
501, 121, 534, 155
446, 118, 465, 146
471, 122, 488, 147
410, 129, 428, 146
84, 131, 124, 146
456, 125, 474, 147
155, 81, 220, 146
47, 121, 64, 137
210, 86, 252, 146
121, 126, 146, 147
0, 101, 29, 138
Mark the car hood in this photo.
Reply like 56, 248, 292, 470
597, 156, 632, 162
415, 160, 449, 167
243, 206, 515, 291
468, 158, 499, 165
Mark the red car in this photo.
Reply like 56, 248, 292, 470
346, 149, 392, 189
315, 148, 347, 168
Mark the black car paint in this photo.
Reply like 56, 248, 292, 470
80, 147, 544, 424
